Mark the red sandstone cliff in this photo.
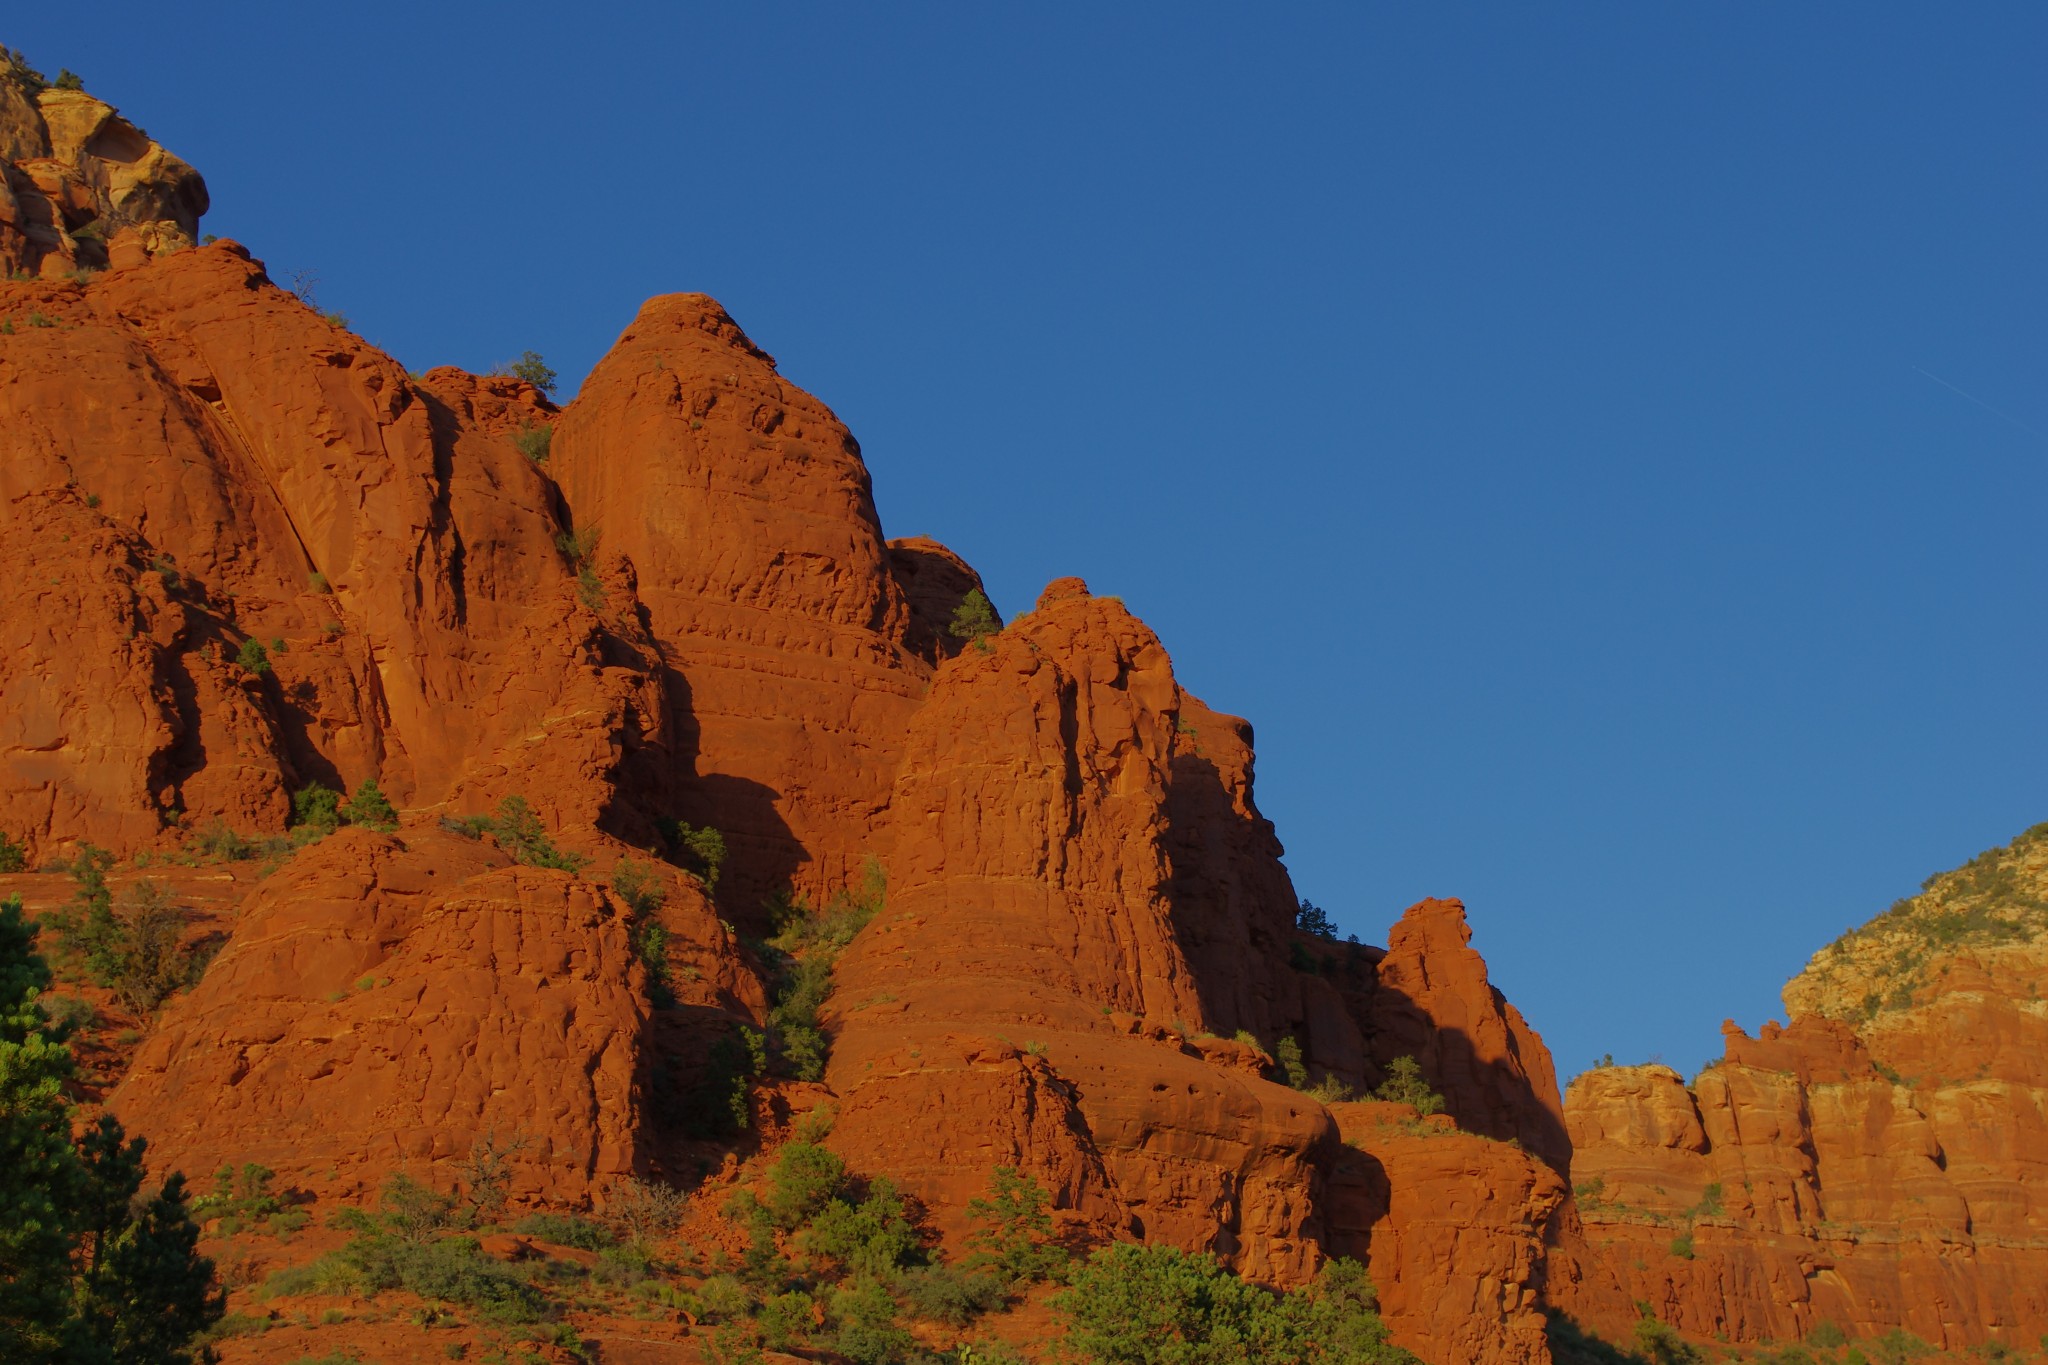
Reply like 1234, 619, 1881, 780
1561, 823, 2048, 1354
14, 63, 2046, 1365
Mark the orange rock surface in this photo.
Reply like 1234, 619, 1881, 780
18, 77, 2048, 1363
1564, 948, 2048, 1352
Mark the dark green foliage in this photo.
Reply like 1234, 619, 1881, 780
948, 589, 1001, 648
658, 819, 727, 889
487, 796, 587, 871
800, 1176, 921, 1277
764, 1140, 848, 1229
1372, 1056, 1446, 1115
1055, 1243, 1415, 1364
683, 1026, 766, 1137
4, 48, 50, 95
1, 896, 51, 1022
290, 784, 342, 835
1296, 898, 1337, 939
899, 1264, 1007, 1325
1288, 939, 1321, 973
1630, 1314, 1703, 1365
512, 423, 552, 463
1276, 1035, 1310, 1089
1668, 1232, 1694, 1260
1807, 1321, 1848, 1348
612, 859, 673, 998
54, 69, 83, 91
323, 1176, 548, 1323
963, 1166, 1066, 1285
337, 778, 398, 831
0, 912, 221, 1363
54, 874, 197, 1016
0, 832, 26, 872
763, 860, 884, 1080
1546, 1312, 1643, 1365
555, 526, 599, 566
511, 1212, 614, 1251
830, 1276, 917, 1365
189, 818, 257, 862
509, 351, 558, 395
1866, 1329, 1936, 1365
235, 638, 271, 675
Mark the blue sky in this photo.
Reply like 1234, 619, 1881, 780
15, 5, 2044, 1079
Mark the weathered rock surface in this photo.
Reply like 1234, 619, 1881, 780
547, 295, 947, 916
0, 60, 206, 277
1327, 1102, 1566, 1365
110, 828, 665, 1202
823, 581, 1342, 1282
1563, 824, 2048, 1352
0, 243, 678, 861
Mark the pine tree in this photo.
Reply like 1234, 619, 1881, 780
0, 895, 221, 1362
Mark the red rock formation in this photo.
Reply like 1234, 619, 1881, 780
823, 581, 1341, 1282
1, 60, 205, 278
0, 242, 679, 860
109, 827, 695, 1202
547, 294, 953, 913
1327, 1101, 1567, 1365
1563, 948, 2048, 1352
1371, 898, 1572, 1171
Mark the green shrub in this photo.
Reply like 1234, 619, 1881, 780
681, 1025, 765, 1137
1867, 1329, 1936, 1365
901, 1263, 1007, 1325
1296, 899, 1337, 938
1055, 1244, 1415, 1364
54, 68, 83, 91
763, 860, 885, 1078
1372, 1056, 1445, 1115
485, 795, 586, 871
1668, 1232, 1694, 1260
757, 1289, 817, 1349
324, 1176, 548, 1323
4, 47, 50, 95
555, 526, 599, 567
55, 876, 199, 1014
696, 1273, 754, 1322
830, 1276, 917, 1365
338, 779, 398, 831
0, 830, 26, 872
189, 817, 257, 862
1631, 1315, 1703, 1365
513, 423, 552, 463
0, 901, 224, 1359
1276, 1035, 1311, 1089
235, 638, 272, 675
800, 1175, 921, 1277
38, 992, 95, 1035
948, 589, 1001, 648
508, 351, 557, 394
765, 1140, 847, 1229
291, 783, 342, 835
1807, 1321, 1848, 1348
964, 1166, 1066, 1285
658, 819, 727, 889
511, 1212, 614, 1251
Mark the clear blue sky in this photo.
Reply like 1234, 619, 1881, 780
16, 5, 2045, 1080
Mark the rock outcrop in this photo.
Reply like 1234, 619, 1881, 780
1, 58, 206, 278
1, 241, 676, 860
1563, 823, 2048, 1352
823, 580, 1340, 1283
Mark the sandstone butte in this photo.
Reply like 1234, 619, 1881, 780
3, 56, 2043, 1365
